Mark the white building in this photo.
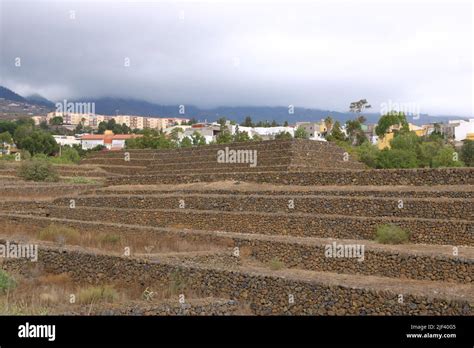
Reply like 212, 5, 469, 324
53, 135, 81, 147
449, 119, 474, 141
232, 125, 295, 139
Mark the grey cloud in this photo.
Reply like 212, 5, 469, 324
0, 0, 472, 116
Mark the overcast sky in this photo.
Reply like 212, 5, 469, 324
0, 0, 472, 116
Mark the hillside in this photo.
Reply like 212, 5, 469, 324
0, 86, 468, 125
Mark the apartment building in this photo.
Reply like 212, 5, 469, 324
294, 121, 326, 140
41, 112, 185, 131
449, 119, 474, 142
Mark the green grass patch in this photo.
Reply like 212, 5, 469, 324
267, 257, 285, 270
0, 270, 16, 293
65, 176, 99, 184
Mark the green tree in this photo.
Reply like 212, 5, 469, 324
0, 131, 13, 155
216, 124, 233, 144
49, 116, 63, 126
251, 133, 263, 142
274, 131, 293, 140
375, 111, 409, 138
233, 129, 251, 142
217, 117, 228, 127
376, 149, 418, 169
349, 99, 371, 114
39, 121, 50, 130
125, 131, 174, 149
13, 124, 34, 148
460, 140, 474, 166
417, 141, 443, 168
324, 116, 334, 133
346, 119, 365, 145
356, 142, 380, 168
180, 137, 193, 148
294, 126, 309, 139
431, 147, 464, 168
187, 118, 198, 125
20, 130, 59, 156
327, 121, 346, 142
170, 127, 184, 143
390, 131, 421, 152
97, 121, 107, 134
191, 131, 206, 146
0, 120, 17, 135
241, 116, 254, 127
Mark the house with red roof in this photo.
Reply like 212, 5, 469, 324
80, 130, 142, 150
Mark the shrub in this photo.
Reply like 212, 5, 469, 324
294, 126, 309, 139
268, 257, 285, 270
17, 159, 59, 182
18, 150, 31, 161
376, 149, 418, 168
77, 285, 118, 304
356, 142, 379, 168
460, 140, 474, 167
390, 131, 421, 151
50, 146, 81, 164
0, 270, 16, 293
431, 147, 464, 168
32, 153, 49, 160
274, 131, 293, 140
18, 130, 59, 156
38, 225, 80, 244
375, 224, 410, 244
417, 141, 443, 168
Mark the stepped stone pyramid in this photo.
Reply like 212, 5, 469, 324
81, 139, 367, 176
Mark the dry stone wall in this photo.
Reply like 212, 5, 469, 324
1, 216, 470, 284
107, 168, 474, 186
2, 245, 472, 315
53, 194, 474, 220
34, 206, 474, 246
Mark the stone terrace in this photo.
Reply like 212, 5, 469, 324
0, 139, 473, 315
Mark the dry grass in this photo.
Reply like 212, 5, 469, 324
267, 257, 285, 271
0, 222, 226, 254
0, 269, 203, 315
77, 285, 118, 304
38, 225, 81, 245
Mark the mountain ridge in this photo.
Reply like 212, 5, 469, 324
0, 86, 468, 125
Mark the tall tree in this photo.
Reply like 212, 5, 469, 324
0, 131, 13, 154
241, 116, 254, 127
294, 126, 309, 139
375, 111, 409, 138
328, 121, 346, 142
324, 116, 334, 133
349, 99, 372, 114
